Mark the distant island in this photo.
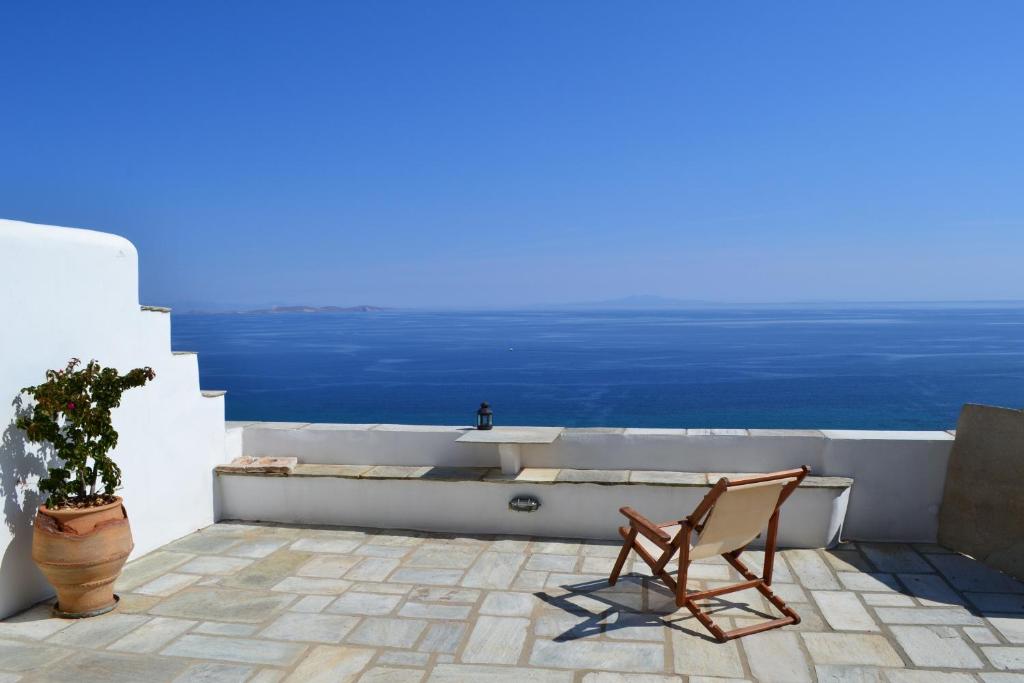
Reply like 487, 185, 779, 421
187, 305, 388, 315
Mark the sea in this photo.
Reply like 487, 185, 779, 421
171, 306, 1024, 430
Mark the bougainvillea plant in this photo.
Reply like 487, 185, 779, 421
16, 358, 156, 509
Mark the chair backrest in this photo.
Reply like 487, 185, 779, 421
688, 469, 807, 560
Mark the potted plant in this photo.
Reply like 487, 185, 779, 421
17, 358, 155, 618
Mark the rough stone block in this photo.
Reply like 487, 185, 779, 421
938, 404, 1024, 581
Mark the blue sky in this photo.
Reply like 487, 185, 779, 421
2, 2, 1023, 308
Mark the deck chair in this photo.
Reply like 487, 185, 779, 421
608, 466, 809, 641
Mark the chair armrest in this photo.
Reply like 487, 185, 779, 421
619, 506, 671, 544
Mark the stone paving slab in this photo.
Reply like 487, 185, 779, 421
39, 649, 188, 682
3, 522, 1024, 682
162, 633, 307, 666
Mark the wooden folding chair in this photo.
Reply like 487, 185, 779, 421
608, 466, 809, 641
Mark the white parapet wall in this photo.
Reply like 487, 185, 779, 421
234, 422, 955, 543
0, 219, 226, 618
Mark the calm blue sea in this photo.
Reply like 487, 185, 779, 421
172, 307, 1024, 430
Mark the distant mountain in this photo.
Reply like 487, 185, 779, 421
187, 305, 388, 314
538, 296, 1024, 311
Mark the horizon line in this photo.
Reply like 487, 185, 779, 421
172, 298, 1024, 313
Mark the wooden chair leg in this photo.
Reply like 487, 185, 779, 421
674, 526, 691, 607
715, 553, 802, 638
609, 527, 636, 586
763, 510, 780, 585
683, 599, 729, 641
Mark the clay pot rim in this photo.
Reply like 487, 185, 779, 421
39, 496, 124, 519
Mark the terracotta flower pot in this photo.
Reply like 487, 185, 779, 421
32, 497, 134, 618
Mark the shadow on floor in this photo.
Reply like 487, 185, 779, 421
535, 573, 779, 644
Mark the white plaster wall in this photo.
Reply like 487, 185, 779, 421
820, 431, 953, 542
219, 475, 848, 548
0, 219, 225, 618
239, 423, 953, 542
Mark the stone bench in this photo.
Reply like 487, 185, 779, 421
215, 464, 851, 548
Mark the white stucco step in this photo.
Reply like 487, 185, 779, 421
215, 465, 850, 547
217, 463, 851, 489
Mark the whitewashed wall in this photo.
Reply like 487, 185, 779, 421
219, 474, 849, 548
0, 219, 225, 619
238, 423, 954, 542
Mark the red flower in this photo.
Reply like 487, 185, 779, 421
66, 402, 75, 411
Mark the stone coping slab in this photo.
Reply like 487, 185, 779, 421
456, 427, 564, 444
216, 464, 852, 489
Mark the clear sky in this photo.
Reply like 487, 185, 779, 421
2, 2, 1023, 309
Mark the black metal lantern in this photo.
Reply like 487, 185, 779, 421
476, 401, 493, 430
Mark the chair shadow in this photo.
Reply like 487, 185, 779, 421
535, 573, 776, 644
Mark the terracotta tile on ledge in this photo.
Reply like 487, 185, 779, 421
218, 456, 297, 475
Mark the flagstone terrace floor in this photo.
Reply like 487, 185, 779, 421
2, 522, 1023, 682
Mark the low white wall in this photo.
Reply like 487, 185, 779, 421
238, 423, 954, 543
0, 219, 225, 618
219, 475, 849, 548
